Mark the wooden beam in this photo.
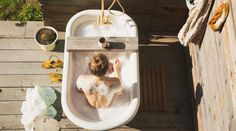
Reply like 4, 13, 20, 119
66, 37, 138, 51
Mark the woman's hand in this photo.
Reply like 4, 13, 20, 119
114, 59, 121, 73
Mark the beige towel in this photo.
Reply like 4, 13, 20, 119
178, 0, 214, 46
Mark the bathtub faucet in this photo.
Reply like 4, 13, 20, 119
96, 0, 112, 25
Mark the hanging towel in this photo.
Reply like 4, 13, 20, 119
178, 0, 214, 46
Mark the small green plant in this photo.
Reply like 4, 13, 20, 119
37, 28, 57, 45
18, 1, 43, 21
40, 31, 55, 42
0, 0, 43, 21
0, 0, 23, 20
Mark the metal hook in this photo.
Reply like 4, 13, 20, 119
108, 0, 125, 16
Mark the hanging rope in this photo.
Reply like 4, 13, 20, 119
108, 0, 125, 16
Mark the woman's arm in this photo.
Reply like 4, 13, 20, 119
113, 58, 126, 87
114, 59, 121, 78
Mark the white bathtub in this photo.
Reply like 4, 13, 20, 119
62, 10, 139, 130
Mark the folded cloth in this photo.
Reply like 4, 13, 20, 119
21, 86, 57, 131
178, 0, 214, 46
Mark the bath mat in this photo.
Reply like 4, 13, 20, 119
140, 66, 167, 112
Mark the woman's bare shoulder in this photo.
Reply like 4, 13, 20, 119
78, 75, 90, 79
77, 75, 94, 82
77, 75, 96, 89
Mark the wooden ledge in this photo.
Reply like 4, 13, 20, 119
66, 37, 138, 51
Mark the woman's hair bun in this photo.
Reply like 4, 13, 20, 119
89, 53, 109, 76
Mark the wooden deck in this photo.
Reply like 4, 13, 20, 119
0, 21, 194, 131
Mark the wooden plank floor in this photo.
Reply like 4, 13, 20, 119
0, 21, 194, 131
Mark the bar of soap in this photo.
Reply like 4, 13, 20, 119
37, 86, 57, 106
33, 116, 60, 131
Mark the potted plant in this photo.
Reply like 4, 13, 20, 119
35, 26, 58, 51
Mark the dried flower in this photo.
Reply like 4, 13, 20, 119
49, 73, 62, 82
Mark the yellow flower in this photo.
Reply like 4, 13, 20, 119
52, 60, 63, 68
42, 60, 63, 69
49, 73, 62, 82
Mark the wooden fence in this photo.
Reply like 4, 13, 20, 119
187, 0, 236, 131
39, 0, 188, 42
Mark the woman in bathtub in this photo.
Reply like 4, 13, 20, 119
77, 53, 123, 108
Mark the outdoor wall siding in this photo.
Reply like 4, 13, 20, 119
187, 0, 236, 131
39, 0, 188, 39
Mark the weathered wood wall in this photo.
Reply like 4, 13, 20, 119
39, 0, 188, 42
187, 0, 236, 131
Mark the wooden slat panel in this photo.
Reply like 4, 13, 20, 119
151, 67, 158, 111
40, 0, 106, 6
0, 115, 23, 130
0, 87, 61, 101
0, 100, 192, 115
42, 5, 83, 14
0, 115, 79, 129
167, 88, 190, 101
142, 67, 149, 111
43, 13, 185, 23
39, 0, 187, 34
128, 113, 193, 128
0, 63, 54, 75
139, 67, 144, 111
140, 62, 188, 76
0, 39, 39, 50
0, 113, 193, 130
0, 50, 63, 62
25, 21, 44, 38
0, 75, 61, 87
1, 129, 25, 131
117, 129, 193, 131
159, 66, 167, 112
0, 21, 25, 38
156, 67, 163, 112
43, 21, 68, 31
0, 101, 22, 115
140, 66, 167, 112
62, 128, 193, 131
0, 88, 26, 101
187, 0, 236, 130
167, 101, 192, 114
67, 37, 138, 51
139, 46, 186, 64
147, 67, 154, 111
